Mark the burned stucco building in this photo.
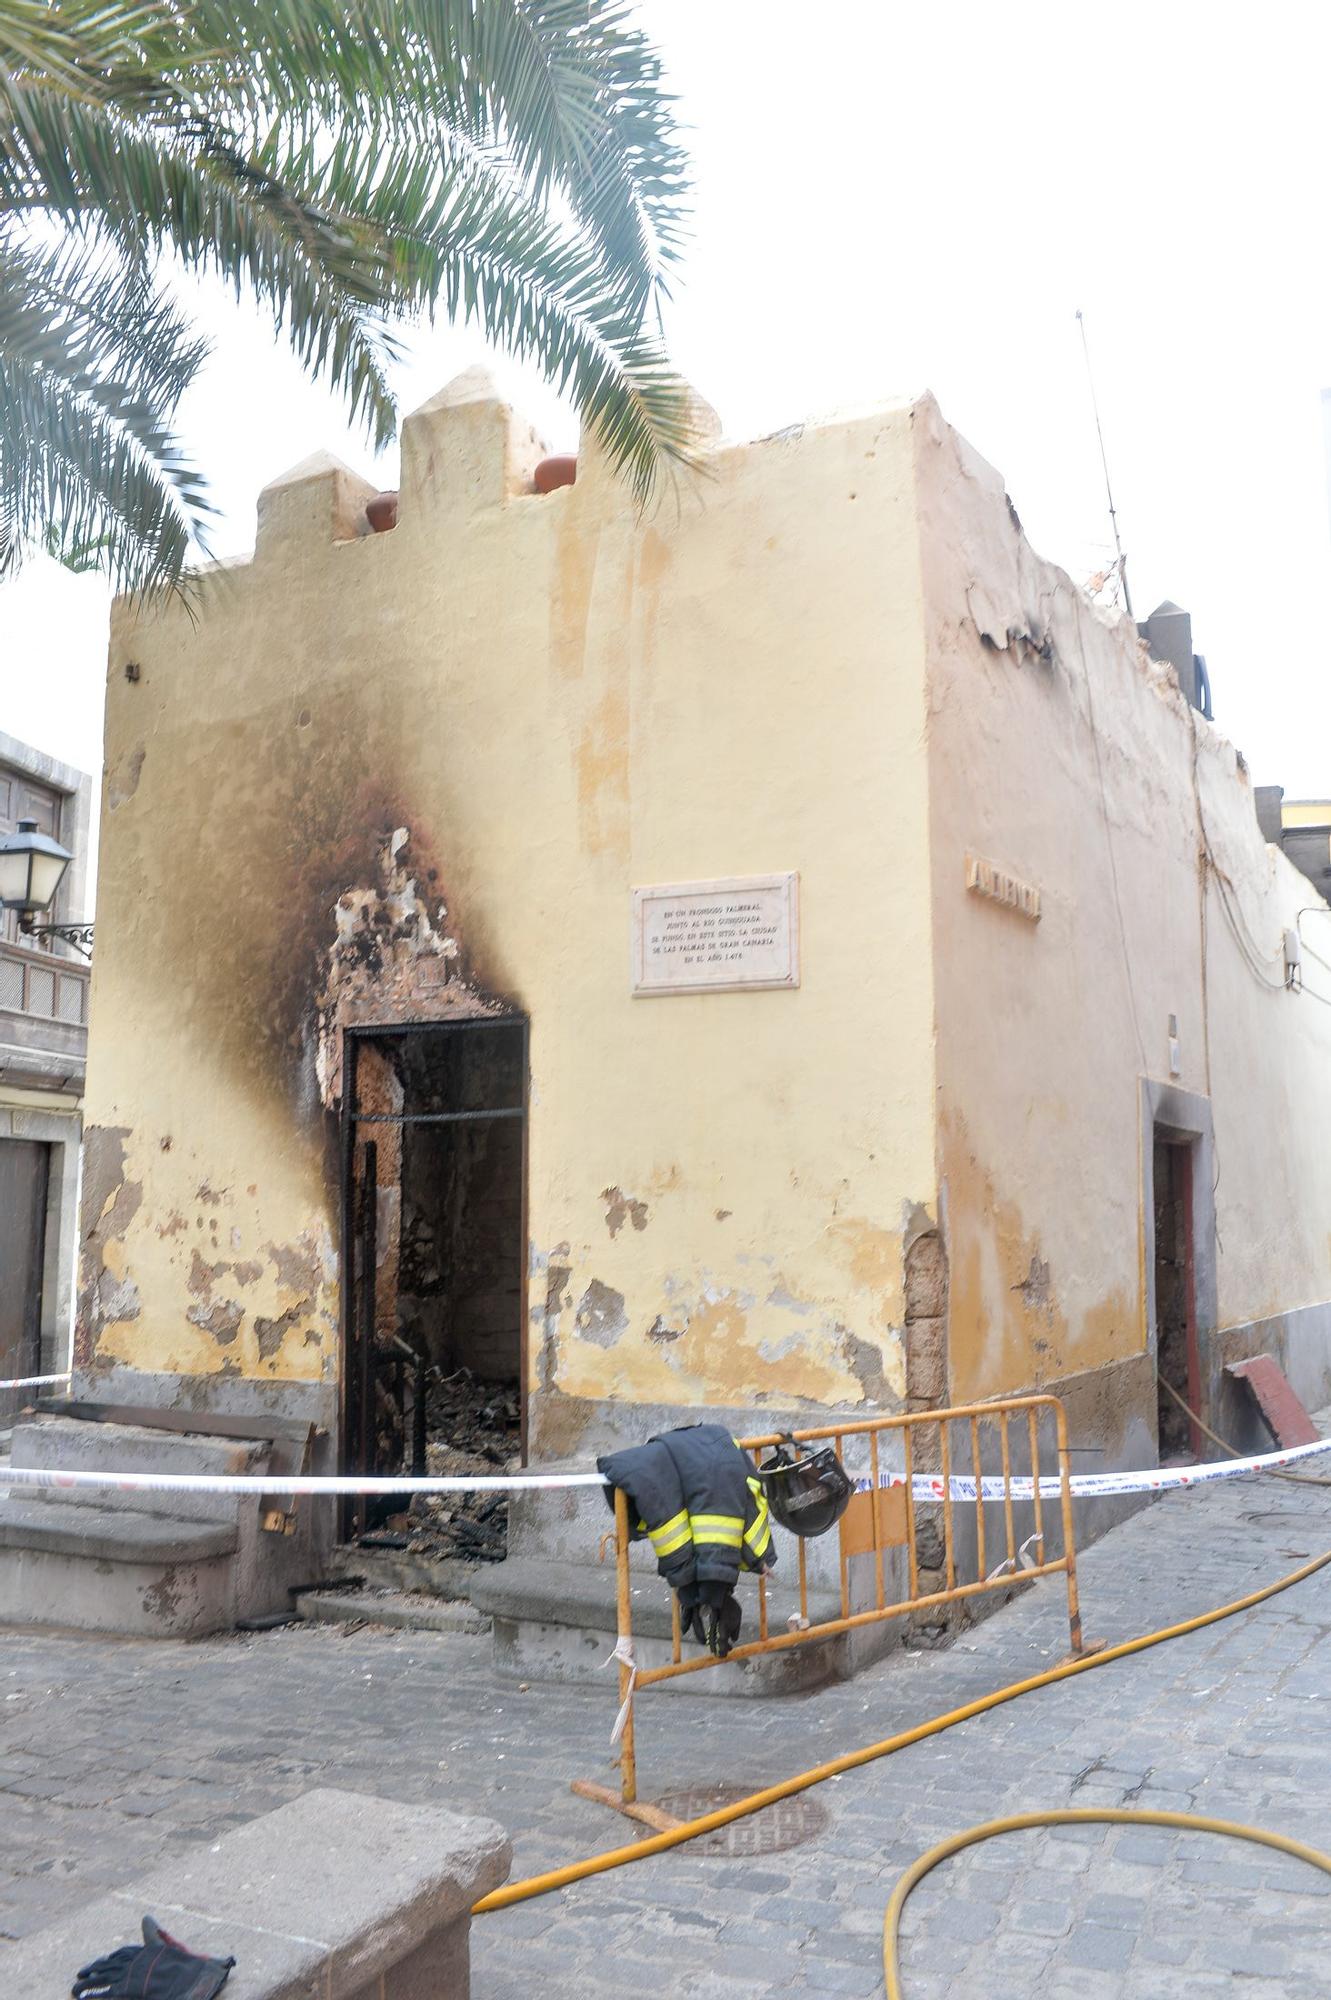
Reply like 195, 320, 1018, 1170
18, 373, 1331, 1632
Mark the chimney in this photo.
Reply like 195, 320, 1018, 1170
1138, 600, 1213, 719
1254, 785, 1286, 847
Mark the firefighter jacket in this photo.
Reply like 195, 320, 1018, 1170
597, 1422, 775, 1590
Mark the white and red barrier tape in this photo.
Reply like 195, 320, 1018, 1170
0, 1373, 72, 1392
875, 1434, 1331, 1500
0, 1436, 1326, 1501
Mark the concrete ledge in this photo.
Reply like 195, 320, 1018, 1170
467, 1554, 836, 1638
471, 1556, 848, 1694
296, 1590, 491, 1637
0, 1787, 511, 2000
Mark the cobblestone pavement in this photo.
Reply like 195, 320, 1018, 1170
3, 1461, 1331, 1996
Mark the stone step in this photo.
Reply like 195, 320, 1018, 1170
10, 1415, 272, 1525
328, 1541, 477, 1601
0, 1495, 237, 1564
296, 1589, 491, 1636
0, 1496, 239, 1638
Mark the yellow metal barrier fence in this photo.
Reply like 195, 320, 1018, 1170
574, 1394, 1089, 1827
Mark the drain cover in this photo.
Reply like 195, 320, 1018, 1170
652, 1783, 830, 1856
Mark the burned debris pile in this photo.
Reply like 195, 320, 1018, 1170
360, 1368, 520, 1564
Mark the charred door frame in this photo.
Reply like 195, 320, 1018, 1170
1140, 1080, 1216, 1455
338, 1015, 530, 1537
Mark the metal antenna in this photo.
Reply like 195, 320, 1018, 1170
1076, 309, 1133, 619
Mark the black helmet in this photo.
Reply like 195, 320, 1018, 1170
756, 1436, 853, 1538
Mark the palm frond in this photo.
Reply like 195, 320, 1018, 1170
298, 136, 699, 494
0, 0, 696, 594
1, 86, 402, 442
179, 0, 690, 305
0, 232, 211, 592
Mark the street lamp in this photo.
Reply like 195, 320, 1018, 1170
0, 819, 94, 957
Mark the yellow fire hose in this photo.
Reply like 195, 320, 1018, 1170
881, 1806, 1331, 1997
474, 1539, 1331, 1978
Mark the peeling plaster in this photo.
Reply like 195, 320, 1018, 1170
601, 1185, 650, 1237
90, 1271, 141, 1328
186, 1300, 243, 1345
266, 1241, 322, 1297
107, 744, 145, 812
941, 1103, 1129, 1400
77, 1126, 144, 1359
842, 1329, 889, 1401
546, 1265, 571, 1316
575, 1279, 629, 1348
1013, 1255, 1055, 1321
556, 1263, 903, 1409
766, 1284, 814, 1316
255, 1305, 303, 1362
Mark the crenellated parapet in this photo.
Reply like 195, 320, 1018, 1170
247, 367, 726, 574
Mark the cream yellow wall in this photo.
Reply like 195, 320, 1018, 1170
81, 380, 939, 1440
915, 397, 1331, 1407
1281, 802, 1331, 829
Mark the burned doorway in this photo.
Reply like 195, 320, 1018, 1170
1153, 1132, 1200, 1460
340, 1016, 527, 1553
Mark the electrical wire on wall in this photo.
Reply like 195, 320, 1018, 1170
1186, 733, 1286, 996
1181, 705, 1225, 1239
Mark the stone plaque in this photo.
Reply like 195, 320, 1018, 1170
631, 874, 800, 995
964, 851, 1041, 921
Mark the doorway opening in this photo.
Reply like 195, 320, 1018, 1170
340, 1016, 527, 1554
1153, 1131, 1200, 1460
0, 1139, 49, 1428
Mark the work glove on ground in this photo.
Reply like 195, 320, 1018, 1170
72, 1915, 235, 2000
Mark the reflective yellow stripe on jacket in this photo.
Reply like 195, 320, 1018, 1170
688, 1512, 745, 1549
646, 1508, 691, 1559
744, 1478, 772, 1561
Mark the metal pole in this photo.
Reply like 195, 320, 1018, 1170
969, 1416, 986, 1581
1054, 1400, 1085, 1655
357, 1141, 378, 1537
337, 1036, 360, 1544
614, 1486, 637, 1805
999, 1410, 1017, 1567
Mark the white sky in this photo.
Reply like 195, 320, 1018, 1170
3, 0, 1330, 806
